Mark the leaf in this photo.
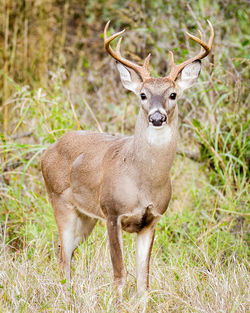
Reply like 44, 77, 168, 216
192, 119, 201, 129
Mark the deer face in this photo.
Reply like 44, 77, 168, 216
116, 61, 201, 127
104, 21, 213, 128
139, 78, 178, 127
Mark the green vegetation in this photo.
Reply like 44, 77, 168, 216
0, 0, 249, 312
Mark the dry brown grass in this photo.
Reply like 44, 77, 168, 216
0, 156, 249, 312
0, 229, 248, 312
0, 0, 249, 312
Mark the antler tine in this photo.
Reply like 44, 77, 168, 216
167, 20, 214, 81
104, 21, 151, 80
116, 37, 123, 55
207, 20, 215, 47
143, 53, 151, 69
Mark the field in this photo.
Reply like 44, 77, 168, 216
0, 0, 249, 312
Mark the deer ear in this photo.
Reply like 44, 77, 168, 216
116, 62, 142, 93
176, 60, 201, 91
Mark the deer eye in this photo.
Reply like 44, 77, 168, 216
140, 93, 147, 100
169, 93, 176, 100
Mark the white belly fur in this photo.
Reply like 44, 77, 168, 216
146, 124, 173, 146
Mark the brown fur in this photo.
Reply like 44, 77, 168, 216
41, 74, 189, 297
41, 18, 210, 298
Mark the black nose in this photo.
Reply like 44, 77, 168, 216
148, 111, 167, 127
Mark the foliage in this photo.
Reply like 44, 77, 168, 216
0, 0, 249, 312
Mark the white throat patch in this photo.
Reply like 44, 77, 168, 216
146, 124, 173, 146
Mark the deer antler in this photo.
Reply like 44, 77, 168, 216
167, 20, 214, 81
104, 21, 151, 81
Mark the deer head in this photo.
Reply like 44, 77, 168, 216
104, 20, 214, 127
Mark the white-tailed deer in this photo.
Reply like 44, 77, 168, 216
42, 20, 214, 297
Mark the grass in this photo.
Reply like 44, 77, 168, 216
0, 157, 248, 312
0, 0, 249, 312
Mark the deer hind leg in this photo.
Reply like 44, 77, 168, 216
60, 213, 97, 281
52, 194, 97, 281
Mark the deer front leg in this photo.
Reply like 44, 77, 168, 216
136, 226, 155, 295
107, 216, 125, 299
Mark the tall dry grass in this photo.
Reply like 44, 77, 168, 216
0, 0, 249, 312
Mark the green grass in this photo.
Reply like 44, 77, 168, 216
0, 0, 249, 312
0, 158, 248, 312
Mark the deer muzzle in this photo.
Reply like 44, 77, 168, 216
148, 111, 167, 127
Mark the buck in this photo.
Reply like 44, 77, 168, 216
42, 20, 214, 297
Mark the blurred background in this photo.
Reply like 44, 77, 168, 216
0, 0, 249, 312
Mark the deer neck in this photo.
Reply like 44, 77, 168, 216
131, 107, 178, 179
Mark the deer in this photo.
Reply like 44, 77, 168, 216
41, 20, 214, 298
